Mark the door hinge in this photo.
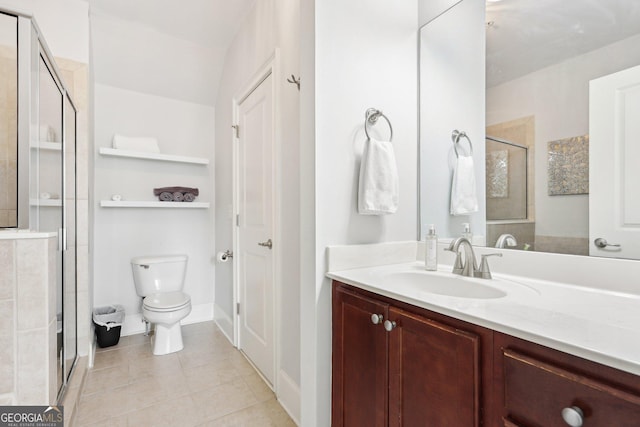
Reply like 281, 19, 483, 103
232, 124, 239, 138
236, 214, 240, 226
236, 303, 240, 315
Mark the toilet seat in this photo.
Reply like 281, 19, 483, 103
143, 291, 191, 312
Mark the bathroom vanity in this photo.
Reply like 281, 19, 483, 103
332, 281, 640, 426
328, 251, 640, 427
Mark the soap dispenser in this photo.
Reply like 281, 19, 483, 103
462, 222, 472, 242
425, 224, 438, 271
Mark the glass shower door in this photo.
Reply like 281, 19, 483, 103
63, 92, 77, 383
36, 51, 64, 392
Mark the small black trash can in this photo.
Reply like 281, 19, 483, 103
93, 305, 125, 348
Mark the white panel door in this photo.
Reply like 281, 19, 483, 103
589, 64, 640, 259
237, 72, 275, 385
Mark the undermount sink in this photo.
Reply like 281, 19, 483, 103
382, 270, 508, 299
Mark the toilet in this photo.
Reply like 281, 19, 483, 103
131, 254, 192, 355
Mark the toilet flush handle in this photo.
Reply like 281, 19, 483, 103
139, 264, 150, 269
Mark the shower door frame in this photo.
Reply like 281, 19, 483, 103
13, 10, 79, 402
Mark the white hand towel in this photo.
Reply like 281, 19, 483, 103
358, 137, 399, 215
450, 154, 478, 216
112, 134, 160, 153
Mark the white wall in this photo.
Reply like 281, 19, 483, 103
214, 0, 301, 420
92, 84, 215, 332
300, 0, 419, 425
0, 0, 89, 64
419, 0, 486, 241
89, 11, 224, 106
418, 0, 462, 27
487, 33, 640, 238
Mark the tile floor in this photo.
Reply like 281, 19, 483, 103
75, 321, 296, 427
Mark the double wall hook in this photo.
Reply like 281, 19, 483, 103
287, 74, 300, 90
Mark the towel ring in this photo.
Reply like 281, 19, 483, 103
451, 130, 473, 158
364, 108, 393, 141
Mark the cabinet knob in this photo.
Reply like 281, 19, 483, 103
383, 320, 397, 332
561, 406, 584, 427
370, 313, 384, 325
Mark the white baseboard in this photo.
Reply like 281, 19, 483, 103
213, 303, 234, 344
277, 369, 301, 426
121, 303, 214, 336
183, 303, 214, 326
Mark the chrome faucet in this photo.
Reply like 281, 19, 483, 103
446, 237, 477, 277
447, 237, 503, 279
495, 233, 517, 248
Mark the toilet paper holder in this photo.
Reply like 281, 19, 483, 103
219, 250, 233, 262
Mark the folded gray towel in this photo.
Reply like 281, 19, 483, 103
153, 186, 199, 196
154, 186, 199, 202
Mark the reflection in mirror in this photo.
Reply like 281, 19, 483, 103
419, 0, 486, 243
484, 0, 640, 259
0, 12, 18, 227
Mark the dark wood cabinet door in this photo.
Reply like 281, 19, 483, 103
332, 284, 389, 427
387, 307, 480, 427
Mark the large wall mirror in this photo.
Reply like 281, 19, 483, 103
420, 0, 640, 261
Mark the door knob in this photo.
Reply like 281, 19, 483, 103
594, 238, 621, 249
371, 313, 384, 325
258, 239, 273, 249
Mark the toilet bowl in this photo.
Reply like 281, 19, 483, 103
131, 255, 191, 355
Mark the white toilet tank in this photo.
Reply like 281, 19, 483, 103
131, 254, 188, 297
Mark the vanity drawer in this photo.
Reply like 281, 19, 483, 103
502, 349, 640, 427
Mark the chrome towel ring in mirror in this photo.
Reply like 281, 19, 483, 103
451, 130, 473, 157
365, 108, 393, 141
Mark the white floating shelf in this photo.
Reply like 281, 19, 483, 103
100, 200, 210, 209
32, 142, 62, 151
99, 147, 209, 165
30, 199, 62, 207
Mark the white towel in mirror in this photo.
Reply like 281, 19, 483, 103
358, 138, 399, 215
450, 154, 478, 216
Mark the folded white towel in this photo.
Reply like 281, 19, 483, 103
39, 125, 57, 142
112, 134, 160, 153
450, 155, 478, 216
40, 192, 59, 200
358, 137, 399, 215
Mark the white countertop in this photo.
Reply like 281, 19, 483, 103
327, 261, 640, 377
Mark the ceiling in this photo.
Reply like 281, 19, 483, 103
88, 0, 256, 47
486, 0, 640, 87
88, 0, 256, 105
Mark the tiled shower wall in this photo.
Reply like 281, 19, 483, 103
0, 45, 17, 226
0, 235, 57, 405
